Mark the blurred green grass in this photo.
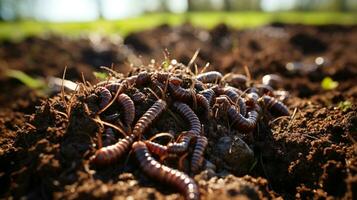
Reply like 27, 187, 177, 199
0, 12, 356, 40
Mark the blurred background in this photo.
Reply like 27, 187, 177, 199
1, 0, 357, 21
0, 0, 356, 39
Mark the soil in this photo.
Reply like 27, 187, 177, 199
0, 23, 356, 199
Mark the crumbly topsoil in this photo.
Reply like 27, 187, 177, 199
0, 24, 356, 199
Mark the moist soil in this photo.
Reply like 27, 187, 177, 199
0, 24, 356, 199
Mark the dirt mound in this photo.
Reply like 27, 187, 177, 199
0, 24, 356, 199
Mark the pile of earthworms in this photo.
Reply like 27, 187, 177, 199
86, 61, 289, 200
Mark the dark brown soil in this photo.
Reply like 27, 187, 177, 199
0, 23, 356, 199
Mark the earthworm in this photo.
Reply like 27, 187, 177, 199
173, 102, 201, 135
262, 74, 282, 89
255, 84, 274, 96
261, 95, 289, 116
213, 95, 232, 118
228, 105, 259, 132
144, 140, 168, 157
132, 99, 167, 137
215, 86, 246, 116
121, 75, 138, 90
169, 77, 195, 101
199, 88, 215, 106
131, 91, 146, 102
196, 71, 222, 83
90, 134, 136, 166
167, 132, 195, 154
117, 93, 135, 126
195, 93, 210, 116
105, 82, 122, 93
191, 136, 208, 174
102, 128, 117, 147
136, 71, 151, 86
194, 80, 205, 91
226, 74, 248, 88
133, 141, 199, 200
154, 72, 171, 83
151, 79, 167, 96
96, 86, 112, 109
245, 88, 260, 107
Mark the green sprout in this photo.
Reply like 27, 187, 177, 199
338, 100, 352, 112
93, 71, 109, 81
162, 59, 170, 70
321, 77, 338, 90
5, 69, 46, 90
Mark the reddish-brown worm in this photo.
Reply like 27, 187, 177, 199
136, 71, 151, 86
117, 93, 135, 127
169, 82, 195, 102
226, 74, 248, 89
255, 84, 274, 96
132, 99, 167, 137
213, 86, 247, 116
228, 105, 259, 132
131, 91, 146, 102
90, 134, 136, 166
195, 93, 210, 116
154, 72, 171, 83
199, 88, 215, 106
173, 102, 201, 136
105, 82, 122, 93
96, 86, 112, 109
102, 128, 117, 147
167, 132, 196, 154
261, 95, 289, 116
133, 141, 200, 200
191, 136, 208, 174
196, 71, 222, 83
144, 140, 168, 157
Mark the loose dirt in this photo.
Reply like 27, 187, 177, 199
0, 24, 356, 199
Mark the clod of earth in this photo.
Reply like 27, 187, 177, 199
76, 60, 290, 200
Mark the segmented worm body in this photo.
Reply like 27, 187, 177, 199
223, 87, 247, 116
105, 82, 122, 93
173, 102, 201, 135
91, 134, 136, 166
133, 99, 167, 136
144, 140, 168, 157
196, 71, 222, 83
255, 84, 274, 96
199, 88, 215, 106
195, 93, 210, 116
102, 128, 117, 147
227, 74, 248, 89
167, 133, 195, 154
88, 64, 292, 200
96, 86, 112, 109
136, 71, 151, 86
261, 95, 289, 116
194, 80, 205, 91
133, 141, 199, 200
169, 82, 195, 102
191, 136, 208, 174
117, 93, 135, 126
215, 86, 246, 116
228, 105, 259, 132
155, 72, 170, 83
